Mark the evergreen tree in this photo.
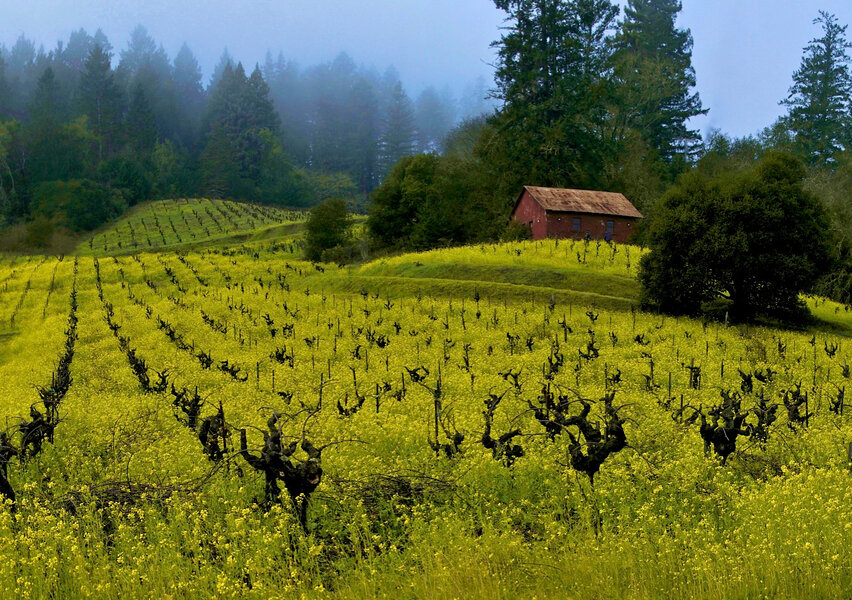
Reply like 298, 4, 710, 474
29, 66, 64, 128
378, 82, 417, 176
209, 49, 233, 91
28, 67, 87, 183
118, 27, 177, 147
201, 62, 285, 200
92, 29, 112, 55
173, 44, 205, 149
614, 0, 706, 164
79, 44, 123, 161
126, 83, 157, 153
200, 123, 241, 199
4, 35, 38, 115
485, 0, 619, 194
246, 65, 280, 133
61, 29, 94, 73
118, 25, 159, 75
264, 51, 310, 166
349, 78, 379, 194
415, 86, 455, 152
307, 52, 359, 174
0, 56, 8, 118
458, 75, 494, 120
781, 11, 852, 166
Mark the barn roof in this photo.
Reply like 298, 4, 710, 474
517, 186, 643, 219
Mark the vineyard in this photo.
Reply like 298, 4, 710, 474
0, 210, 850, 598
82, 198, 307, 255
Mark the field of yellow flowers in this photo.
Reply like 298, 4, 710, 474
0, 238, 850, 599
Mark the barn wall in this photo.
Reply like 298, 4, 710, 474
545, 212, 637, 243
511, 191, 548, 239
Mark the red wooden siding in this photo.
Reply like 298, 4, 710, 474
511, 190, 548, 239
545, 212, 636, 243
510, 188, 640, 243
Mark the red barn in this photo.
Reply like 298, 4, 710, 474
511, 186, 643, 243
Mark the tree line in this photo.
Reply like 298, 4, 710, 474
362, 1, 852, 310
0, 25, 481, 243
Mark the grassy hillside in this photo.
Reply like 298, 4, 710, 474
79, 198, 307, 255
81, 198, 852, 334
0, 229, 848, 597
0, 245, 846, 598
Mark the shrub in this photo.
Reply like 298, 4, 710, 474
639, 153, 834, 321
303, 198, 353, 262
32, 179, 126, 232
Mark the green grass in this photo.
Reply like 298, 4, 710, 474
0, 222, 849, 598
79, 198, 307, 255
313, 273, 636, 312
356, 261, 639, 299
84, 199, 852, 336
806, 295, 852, 335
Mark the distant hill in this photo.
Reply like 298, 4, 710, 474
79, 198, 307, 255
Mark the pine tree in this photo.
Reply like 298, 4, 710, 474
209, 49, 233, 91
781, 11, 852, 166
0, 56, 8, 118
349, 78, 380, 194
307, 52, 359, 175
79, 44, 123, 161
29, 67, 64, 128
245, 65, 280, 133
173, 43, 205, 150
201, 123, 240, 199
379, 82, 417, 176
29, 67, 86, 182
61, 29, 95, 73
119, 25, 159, 75
614, 0, 706, 164
126, 83, 157, 153
486, 0, 619, 193
264, 51, 310, 166
415, 86, 455, 152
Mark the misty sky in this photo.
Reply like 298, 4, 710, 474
2, 0, 852, 139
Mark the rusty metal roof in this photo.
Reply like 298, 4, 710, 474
521, 186, 643, 219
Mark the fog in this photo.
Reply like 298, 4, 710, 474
3, 0, 852, 138
0, 0, 503, 108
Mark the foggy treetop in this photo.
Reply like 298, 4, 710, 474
4, 0, 852, 138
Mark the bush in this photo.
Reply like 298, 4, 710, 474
24, 215, 54, 248
98, 156, 153, 206
32, 179, 127, 232
367, 154, 499, 250
320, 241, 367, 265
303, 198, 353, 262
501, 219, 532, 242
639, 153, 834, 321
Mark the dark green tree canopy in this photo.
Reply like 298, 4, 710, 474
487, 0, 619, 194
79, 44, 123, 161
0, 56, 9, 118
639, 153, 834, 321
614, 0, 706, 164
31, 179, 125, 231
379, 82, 418, 176
368, 153, 499, 250
781, 11, 852, 166
304, 197, 353, 262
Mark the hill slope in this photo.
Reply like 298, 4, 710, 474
80, 198, 306, 255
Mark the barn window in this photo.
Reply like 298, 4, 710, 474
572, 217, 581, 231
606, 220, 615, 234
